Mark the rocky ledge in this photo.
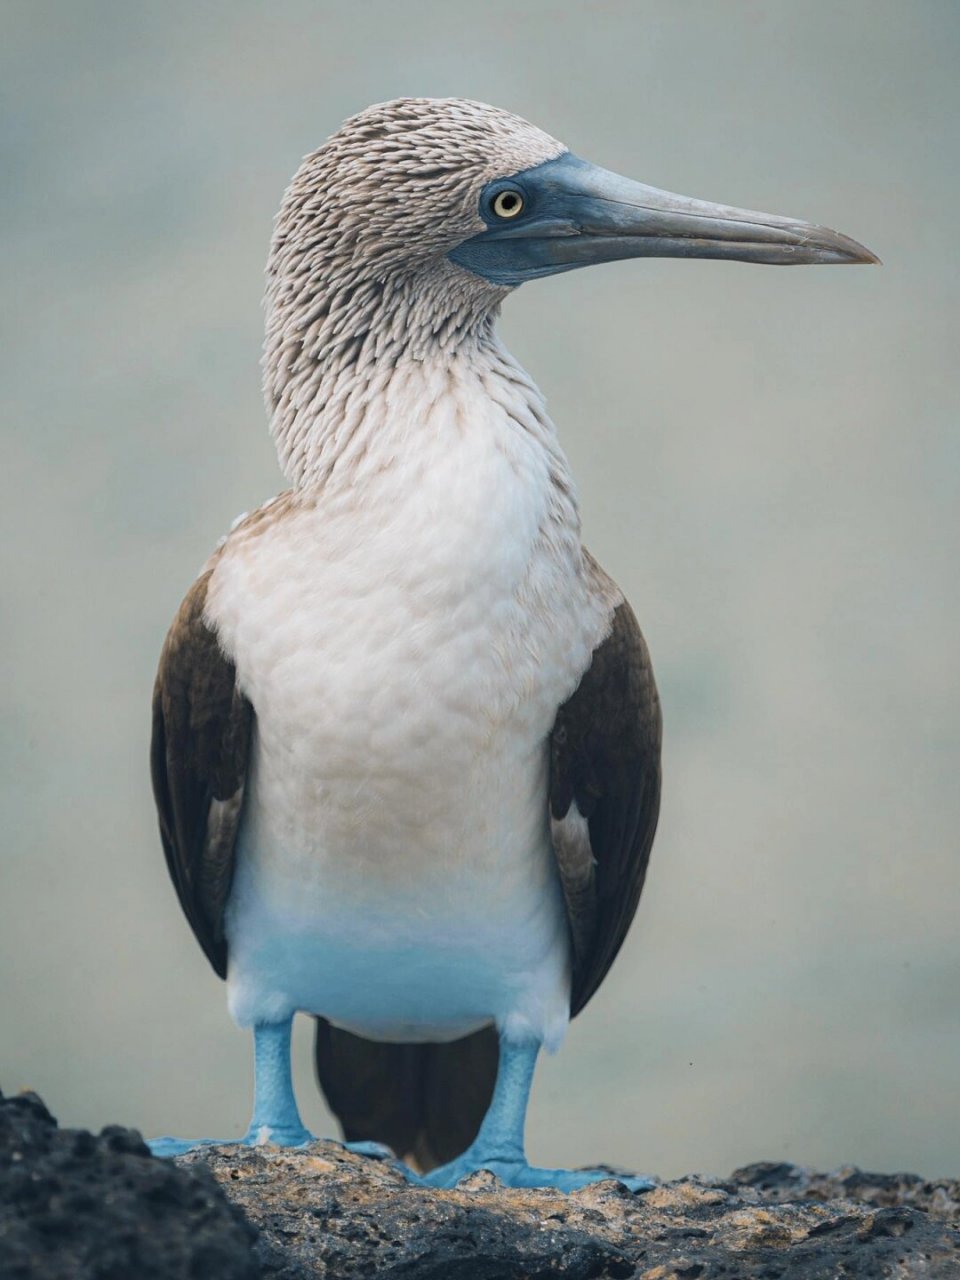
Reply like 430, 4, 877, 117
2, 1090, 958, 1279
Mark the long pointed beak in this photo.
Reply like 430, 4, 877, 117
449, 152, 879, 286
535, 154, 879, 268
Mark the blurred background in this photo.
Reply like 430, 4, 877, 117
2, 1, 958, 1180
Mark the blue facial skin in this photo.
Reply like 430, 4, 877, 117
448, 151, 877, 284
449, 153, 612, 285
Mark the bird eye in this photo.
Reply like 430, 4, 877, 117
491, 189, 525, 219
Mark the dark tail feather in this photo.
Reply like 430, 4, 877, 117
314, 1019, 499, 1171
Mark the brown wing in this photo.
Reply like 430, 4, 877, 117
150, 567, 253, 979
549, 595, 662, 1016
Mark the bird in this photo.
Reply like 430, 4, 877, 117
148, 97, 876, 1189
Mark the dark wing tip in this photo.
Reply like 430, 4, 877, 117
151, 569, 251, 980
550, 596, 662, 1016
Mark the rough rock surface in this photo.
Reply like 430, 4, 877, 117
181, 1141, 960, 1280
3, 1090, 959, 1279
0, 1090, 258, 1279
730, 1160, 960, 1225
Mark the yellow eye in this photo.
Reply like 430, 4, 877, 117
492, 189, 524, 219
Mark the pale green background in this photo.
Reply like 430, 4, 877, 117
2, 1, 958, 1180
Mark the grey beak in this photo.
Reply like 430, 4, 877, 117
450, 152, 879, 286
540, 155, 880, 268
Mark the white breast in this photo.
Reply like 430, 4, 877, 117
205, 352, 614, 1051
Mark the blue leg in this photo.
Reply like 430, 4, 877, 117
241, 1018, 314, 1146
419, 1033, 654, 1192
149, 1019, 389, 1159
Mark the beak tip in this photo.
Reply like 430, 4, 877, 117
852, 244, 882, 266
833, 232, 881, 266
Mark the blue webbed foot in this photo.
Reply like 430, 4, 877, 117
148, 1136, 218, 1159
148, 1129, 395, 1159
418, 1151, 655, 1192
344, 1139, 395, 1160
410, 1036, 655, 1193
148, 1121, 316, 1158
147, 1020, 401, 1161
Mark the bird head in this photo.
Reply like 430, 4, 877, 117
264, 97, 876, 472
268, 96, 876, 311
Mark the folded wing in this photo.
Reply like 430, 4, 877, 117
150, 567, 253, 979
549, 585, 662, 1016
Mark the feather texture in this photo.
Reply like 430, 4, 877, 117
151, 565, 253, 978
549, 592, 662, 1015
150, 98, 662, 1165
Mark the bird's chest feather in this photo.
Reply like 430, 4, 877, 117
209, 379, 607, 870
206, 366, 612, 1037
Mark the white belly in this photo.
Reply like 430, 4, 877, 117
206, 359, 615, 1050
225, 725, 571, 1047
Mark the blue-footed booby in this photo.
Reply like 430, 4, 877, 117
149, 98, 876, 1189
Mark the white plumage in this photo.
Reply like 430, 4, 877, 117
208, 341, 617, 1050
150, 96, 867, 1182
